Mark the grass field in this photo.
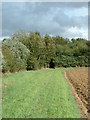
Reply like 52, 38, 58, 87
2, 68, 80, 118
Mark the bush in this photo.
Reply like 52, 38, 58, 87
2, 39, 30, 72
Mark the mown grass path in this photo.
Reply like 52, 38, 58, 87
2, 68, 80, 118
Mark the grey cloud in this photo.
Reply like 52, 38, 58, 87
2, 2, 88, 39
2, 0, 89, 2
23, 2, 88, 15
53, 9, 88, 28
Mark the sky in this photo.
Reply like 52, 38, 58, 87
1, 2, 88, 40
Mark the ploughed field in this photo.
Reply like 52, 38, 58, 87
66, 67, 88, 116
2, 68, 80, 118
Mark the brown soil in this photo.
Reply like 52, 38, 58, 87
65, 67, 89, 118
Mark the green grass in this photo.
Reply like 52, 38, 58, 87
2, 68, 80, 118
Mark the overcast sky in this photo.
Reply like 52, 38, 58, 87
2, 2, 88, 40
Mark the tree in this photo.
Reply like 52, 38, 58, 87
2, 31, 88, 73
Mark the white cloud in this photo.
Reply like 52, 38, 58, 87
66, 26, 88, 39
0, 36, 10, 41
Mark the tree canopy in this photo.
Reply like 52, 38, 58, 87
1, 31, 89, 73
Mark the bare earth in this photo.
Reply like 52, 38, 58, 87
65, 67, 88, 118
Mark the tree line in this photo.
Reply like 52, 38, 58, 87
1, 31, 89, 73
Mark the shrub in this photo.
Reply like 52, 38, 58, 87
2, 39, 30, 72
